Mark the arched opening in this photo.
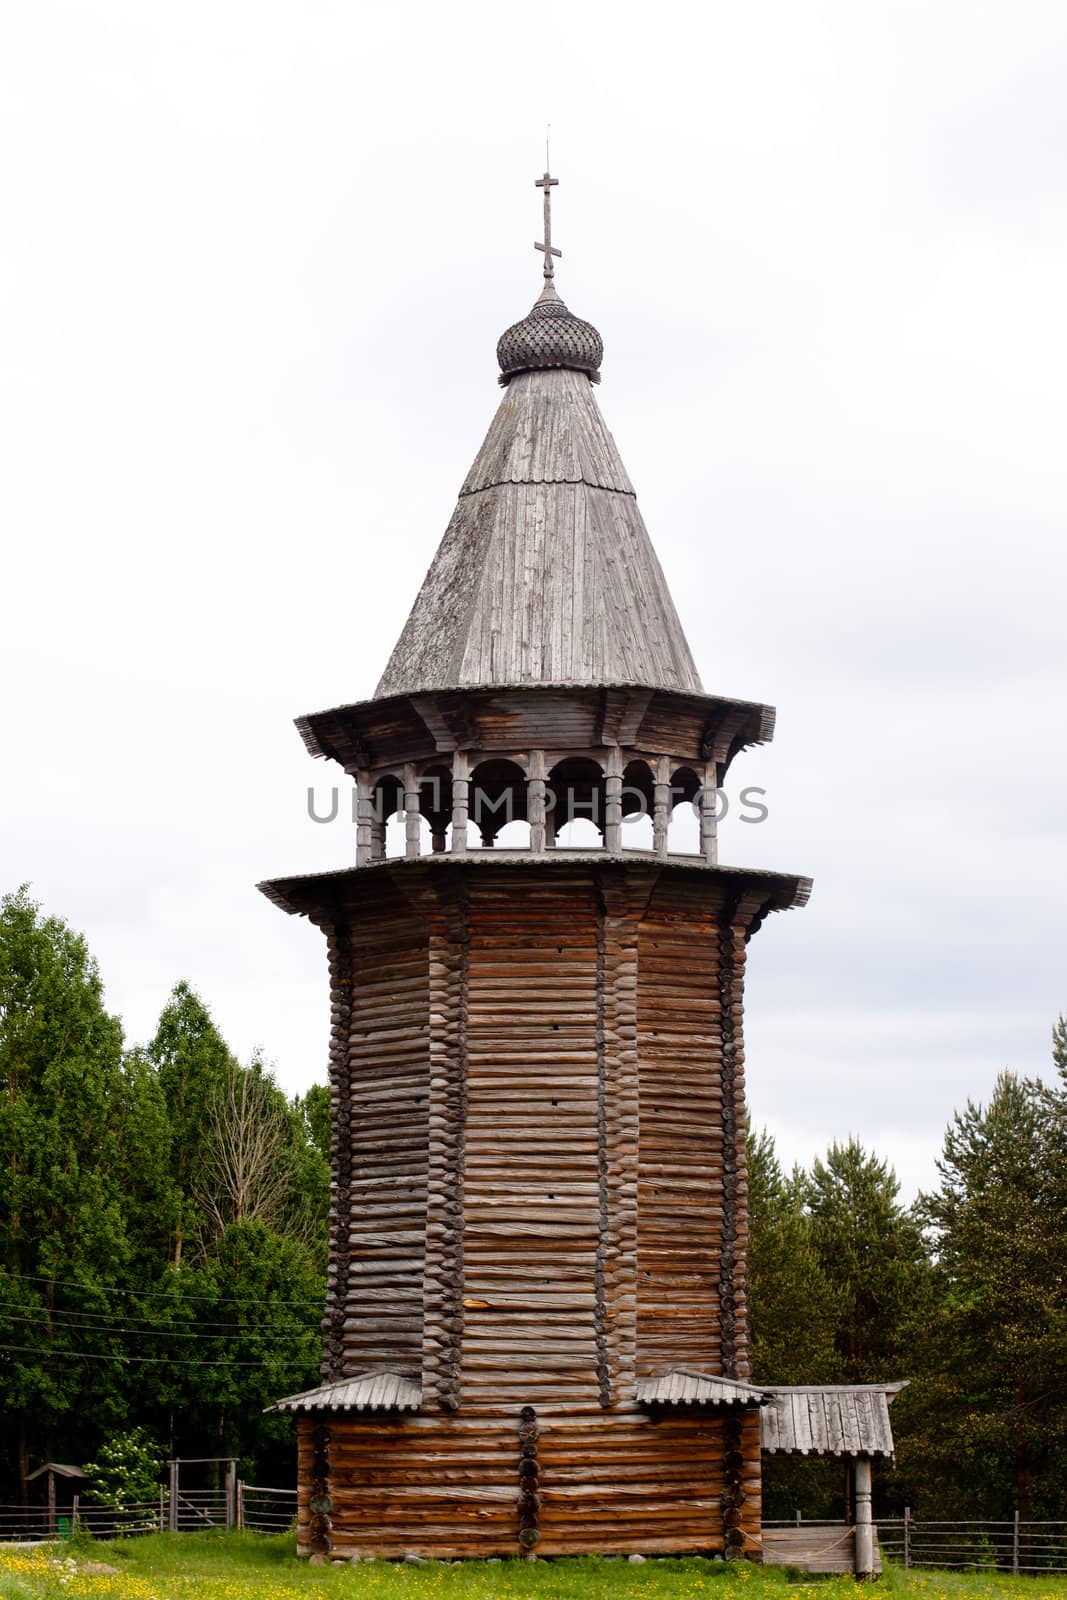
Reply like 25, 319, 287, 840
373, 773, 404, 824
667, 765, 701, 856
470, 759, 527, 848
493, 819, 533, 849
621, 759, 655, 852
549, 757, 606, 848
557, 817, 603, 848
418, 764, 453, 855
371, 774, 404, 858
623, 813, 654, 850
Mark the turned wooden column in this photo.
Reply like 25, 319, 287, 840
653, 756, 670, 857
854, 1455, 874, 1578
604, 748, 623, 855
528, 750, 547, 853
700, 760, 719, 865
450, 751, 469, 855
403, 763, 421, 859
355, 770, 374, 867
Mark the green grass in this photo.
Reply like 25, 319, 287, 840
2, 1534, 1067, 1600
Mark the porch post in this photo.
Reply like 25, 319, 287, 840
854, 1455, 874, 1579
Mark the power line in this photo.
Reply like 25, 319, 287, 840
0, 1312, 319, 1344
1, 1270, 324, 1309
0, 1341, 318, 1370
0, 1299, 319, 1335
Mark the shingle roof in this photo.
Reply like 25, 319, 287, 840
268, 1371, 421, 1414
375, 365, 702, 699
635, 1369, 774, 1407
258, 855, 813, 921
759, 1384, 907, 1456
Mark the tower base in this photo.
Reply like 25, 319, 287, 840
297, 1404, 762, 1561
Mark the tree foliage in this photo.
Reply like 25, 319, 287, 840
895, 1069, 1067, 1519
0, 890, 326, 1499
747, 1126, 839, 1385
800, 1138, 930, 1385
4, 883, 1067, 1522
0, 887, 140, 1490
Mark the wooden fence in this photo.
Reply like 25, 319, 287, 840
0, 1484, 297, 1543
878, 1513, 1067, 1575
237, 1485, 298, 1533
766, 1513, 1067, 1576
4, 1496, 1065, 1569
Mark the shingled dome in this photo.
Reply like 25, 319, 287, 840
497, 283, 603, 384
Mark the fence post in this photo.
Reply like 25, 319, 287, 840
168, 1462, 179, 1534
224, 1462, 236, 1531
796, 1509, 801, 1526
236, 1480, 244, 1531
1013, 1509, 1020, 1577
903, 1506, 911, 1569
159, 1488, 165, 1531
72, 1494, 79, 1536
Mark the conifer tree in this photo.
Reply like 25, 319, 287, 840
747, 1127, 847, 1520
746, 1126, 839, 1384
147, 982, 236, 1266
907, 1071, 1067, 1519
800, 1138, 929, 1384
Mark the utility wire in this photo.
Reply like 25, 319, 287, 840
0, 1341, 318, 1370
0, 1312, 319, 1343
1, 1270, 323, 1308
0, 1299, 319, 1334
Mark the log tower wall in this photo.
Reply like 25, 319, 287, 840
285, 860, 772, 1560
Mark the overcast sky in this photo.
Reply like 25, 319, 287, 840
2, 2, 1065, 1199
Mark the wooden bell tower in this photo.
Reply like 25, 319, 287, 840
264, 173, 810, 1561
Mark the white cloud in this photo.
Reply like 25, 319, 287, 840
1, 0, 1064, 1195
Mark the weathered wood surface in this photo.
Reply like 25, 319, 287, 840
323, 880, 430, 1379
297, 1407, 762, 1560
462, 874, 602, 1406
307, 864, 779, 1400
293, 684, 774, 782
635, 1372, 769, 1406
375, 368, 701, 699
281, 861, 784, 1559
635, 883, 752, 1381
275, 1373, 421, 1413
760, 1385, 902, 1457
762, 1524, 883, 1575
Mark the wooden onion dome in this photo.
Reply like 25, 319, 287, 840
263, 173, 811, 1563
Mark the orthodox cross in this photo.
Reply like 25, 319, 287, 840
535, 170, 560, 282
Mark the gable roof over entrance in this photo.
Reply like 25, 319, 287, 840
759, 1383, 908, 1456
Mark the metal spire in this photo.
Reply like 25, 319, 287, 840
534, 169, 560, 283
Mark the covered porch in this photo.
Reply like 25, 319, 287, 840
760, 1383, 908, 1578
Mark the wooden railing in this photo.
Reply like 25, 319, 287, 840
878, 1513, 1067, 1575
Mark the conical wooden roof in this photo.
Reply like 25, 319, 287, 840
375, 320, 703, 698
